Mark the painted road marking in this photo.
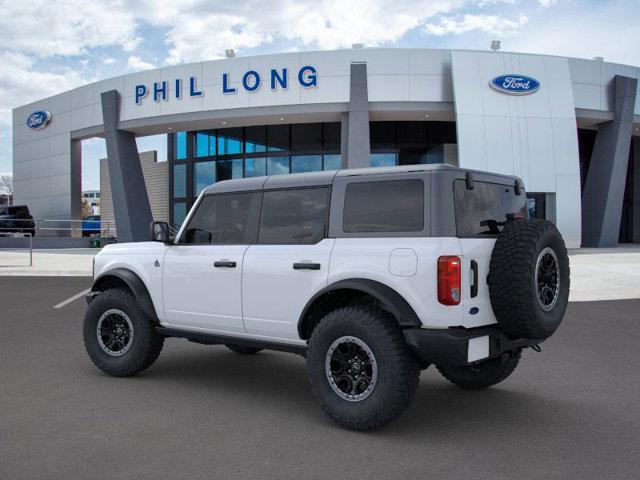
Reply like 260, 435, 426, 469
53, 288, 90, 309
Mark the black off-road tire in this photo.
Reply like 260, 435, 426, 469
306, 304, 420, 431
83, 288, 164, 377
226, 344, 263, 355
437, 349, 522, 390
488, 219, 570, 340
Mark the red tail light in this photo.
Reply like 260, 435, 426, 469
438, 256, 461, 305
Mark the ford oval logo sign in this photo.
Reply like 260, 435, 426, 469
26, 110, 51, 130
490, 74, 540, 95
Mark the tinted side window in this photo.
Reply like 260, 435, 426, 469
454, 180, 529, 236
181, 193, 254, 244
343, 179, 424, 233
259, 188, 330, 244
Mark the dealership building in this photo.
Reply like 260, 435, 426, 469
11, 48, 640, 248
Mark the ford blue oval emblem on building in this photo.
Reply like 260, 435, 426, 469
490, 74, 540, 95
26, 110, 52, 130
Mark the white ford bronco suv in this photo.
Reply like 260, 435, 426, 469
84, 164, 569, 430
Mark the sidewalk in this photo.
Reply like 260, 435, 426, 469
1, 245, 639, 301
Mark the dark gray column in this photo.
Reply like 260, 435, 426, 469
101, 90, 152, 242
633, 138, 640, 243
582, 75, 638, 247
345, 62, 370, 169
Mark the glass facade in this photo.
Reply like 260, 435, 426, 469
168, 122, 342, 227
168, 120, 457, 228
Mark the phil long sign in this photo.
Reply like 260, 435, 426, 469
135, 66, 318, 105
490, 74, 540, 95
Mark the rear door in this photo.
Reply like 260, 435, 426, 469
453, 179, 529, 328
242, 187, 333, 341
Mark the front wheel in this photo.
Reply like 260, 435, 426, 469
306, 305, 420, 431
436, 349, 522, 390
83, 288, 164, 377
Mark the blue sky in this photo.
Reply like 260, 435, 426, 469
1, 0, 638, 191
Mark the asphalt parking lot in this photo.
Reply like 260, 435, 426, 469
1, 277, 639, 479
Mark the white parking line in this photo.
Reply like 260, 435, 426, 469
53, 289, 91, 309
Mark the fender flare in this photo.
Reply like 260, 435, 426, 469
297, 278, 422, 338
92, 268, 159, 322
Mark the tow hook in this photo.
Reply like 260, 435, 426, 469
531, 344, 542, 352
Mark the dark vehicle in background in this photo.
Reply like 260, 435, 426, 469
0, 205, 36, 236
82, 215, 101, 237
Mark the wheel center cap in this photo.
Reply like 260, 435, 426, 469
116, 327, 123, 335
351, 362, 361, 372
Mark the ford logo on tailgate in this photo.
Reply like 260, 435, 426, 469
26, 110, 51, 130
490, 74, 540, 95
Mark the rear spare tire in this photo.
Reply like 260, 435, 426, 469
488, 219, 569, 340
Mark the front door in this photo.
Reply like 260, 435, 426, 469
162, 191, 259, 333
242, 187, 333, 341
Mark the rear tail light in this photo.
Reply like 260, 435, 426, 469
438, 256, 461, 305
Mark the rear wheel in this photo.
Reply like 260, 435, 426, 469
437, 349, 521, 390
226, 344, 262, 355
83, 288, 164, 376
306, 304, 420, 431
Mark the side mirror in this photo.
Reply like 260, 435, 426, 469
150, 221, 171, 243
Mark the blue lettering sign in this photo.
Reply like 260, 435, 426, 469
153, 81, 167, 101
190, 76, 202, 97
242, 71, 261, 92
298, 66, 317, 87
135, 85, 147, 104
490, 74, 540, 95
271, 68, 287, 90
222, 73, 236, 94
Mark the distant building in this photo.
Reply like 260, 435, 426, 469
99, 150, 168, 237
82, 189, 100, 215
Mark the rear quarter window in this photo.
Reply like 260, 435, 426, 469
343, 179, 424, 233
454, 180, 529, 237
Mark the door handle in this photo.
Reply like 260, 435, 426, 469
470, 260, 478, 298
214, 260, 237, 268
293, 262, 321, 270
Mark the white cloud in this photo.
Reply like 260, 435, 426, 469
126, 56, 156, 72
538, 0, 557, 7
102, 57, 116, 65
134, 0, 465, 64
424, 13, 528, 36
0, 0, 141, 57
0, 51, 87, 125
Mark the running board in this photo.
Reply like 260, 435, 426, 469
156, 327, 307, 355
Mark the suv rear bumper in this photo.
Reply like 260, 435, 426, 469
403, 326, 541, 367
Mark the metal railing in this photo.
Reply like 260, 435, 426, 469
0, 232, 33, 266
0, 218, 116, 238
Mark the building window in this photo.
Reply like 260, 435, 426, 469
245, 126, 267, 153
195, 131, 216, 157
173, 163, 187, 198
323, 154, 341, 171
267, 156, 290, 175
371, 153, 397, 168
369, 121, 457, 166
194, 161, 216, 196
218, 127, 243, 155
174, 131, 187, 160
291, 155, 322, 173
245, 157, 267, 177
172, 202, 187, 229
168, 123, 341, 217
